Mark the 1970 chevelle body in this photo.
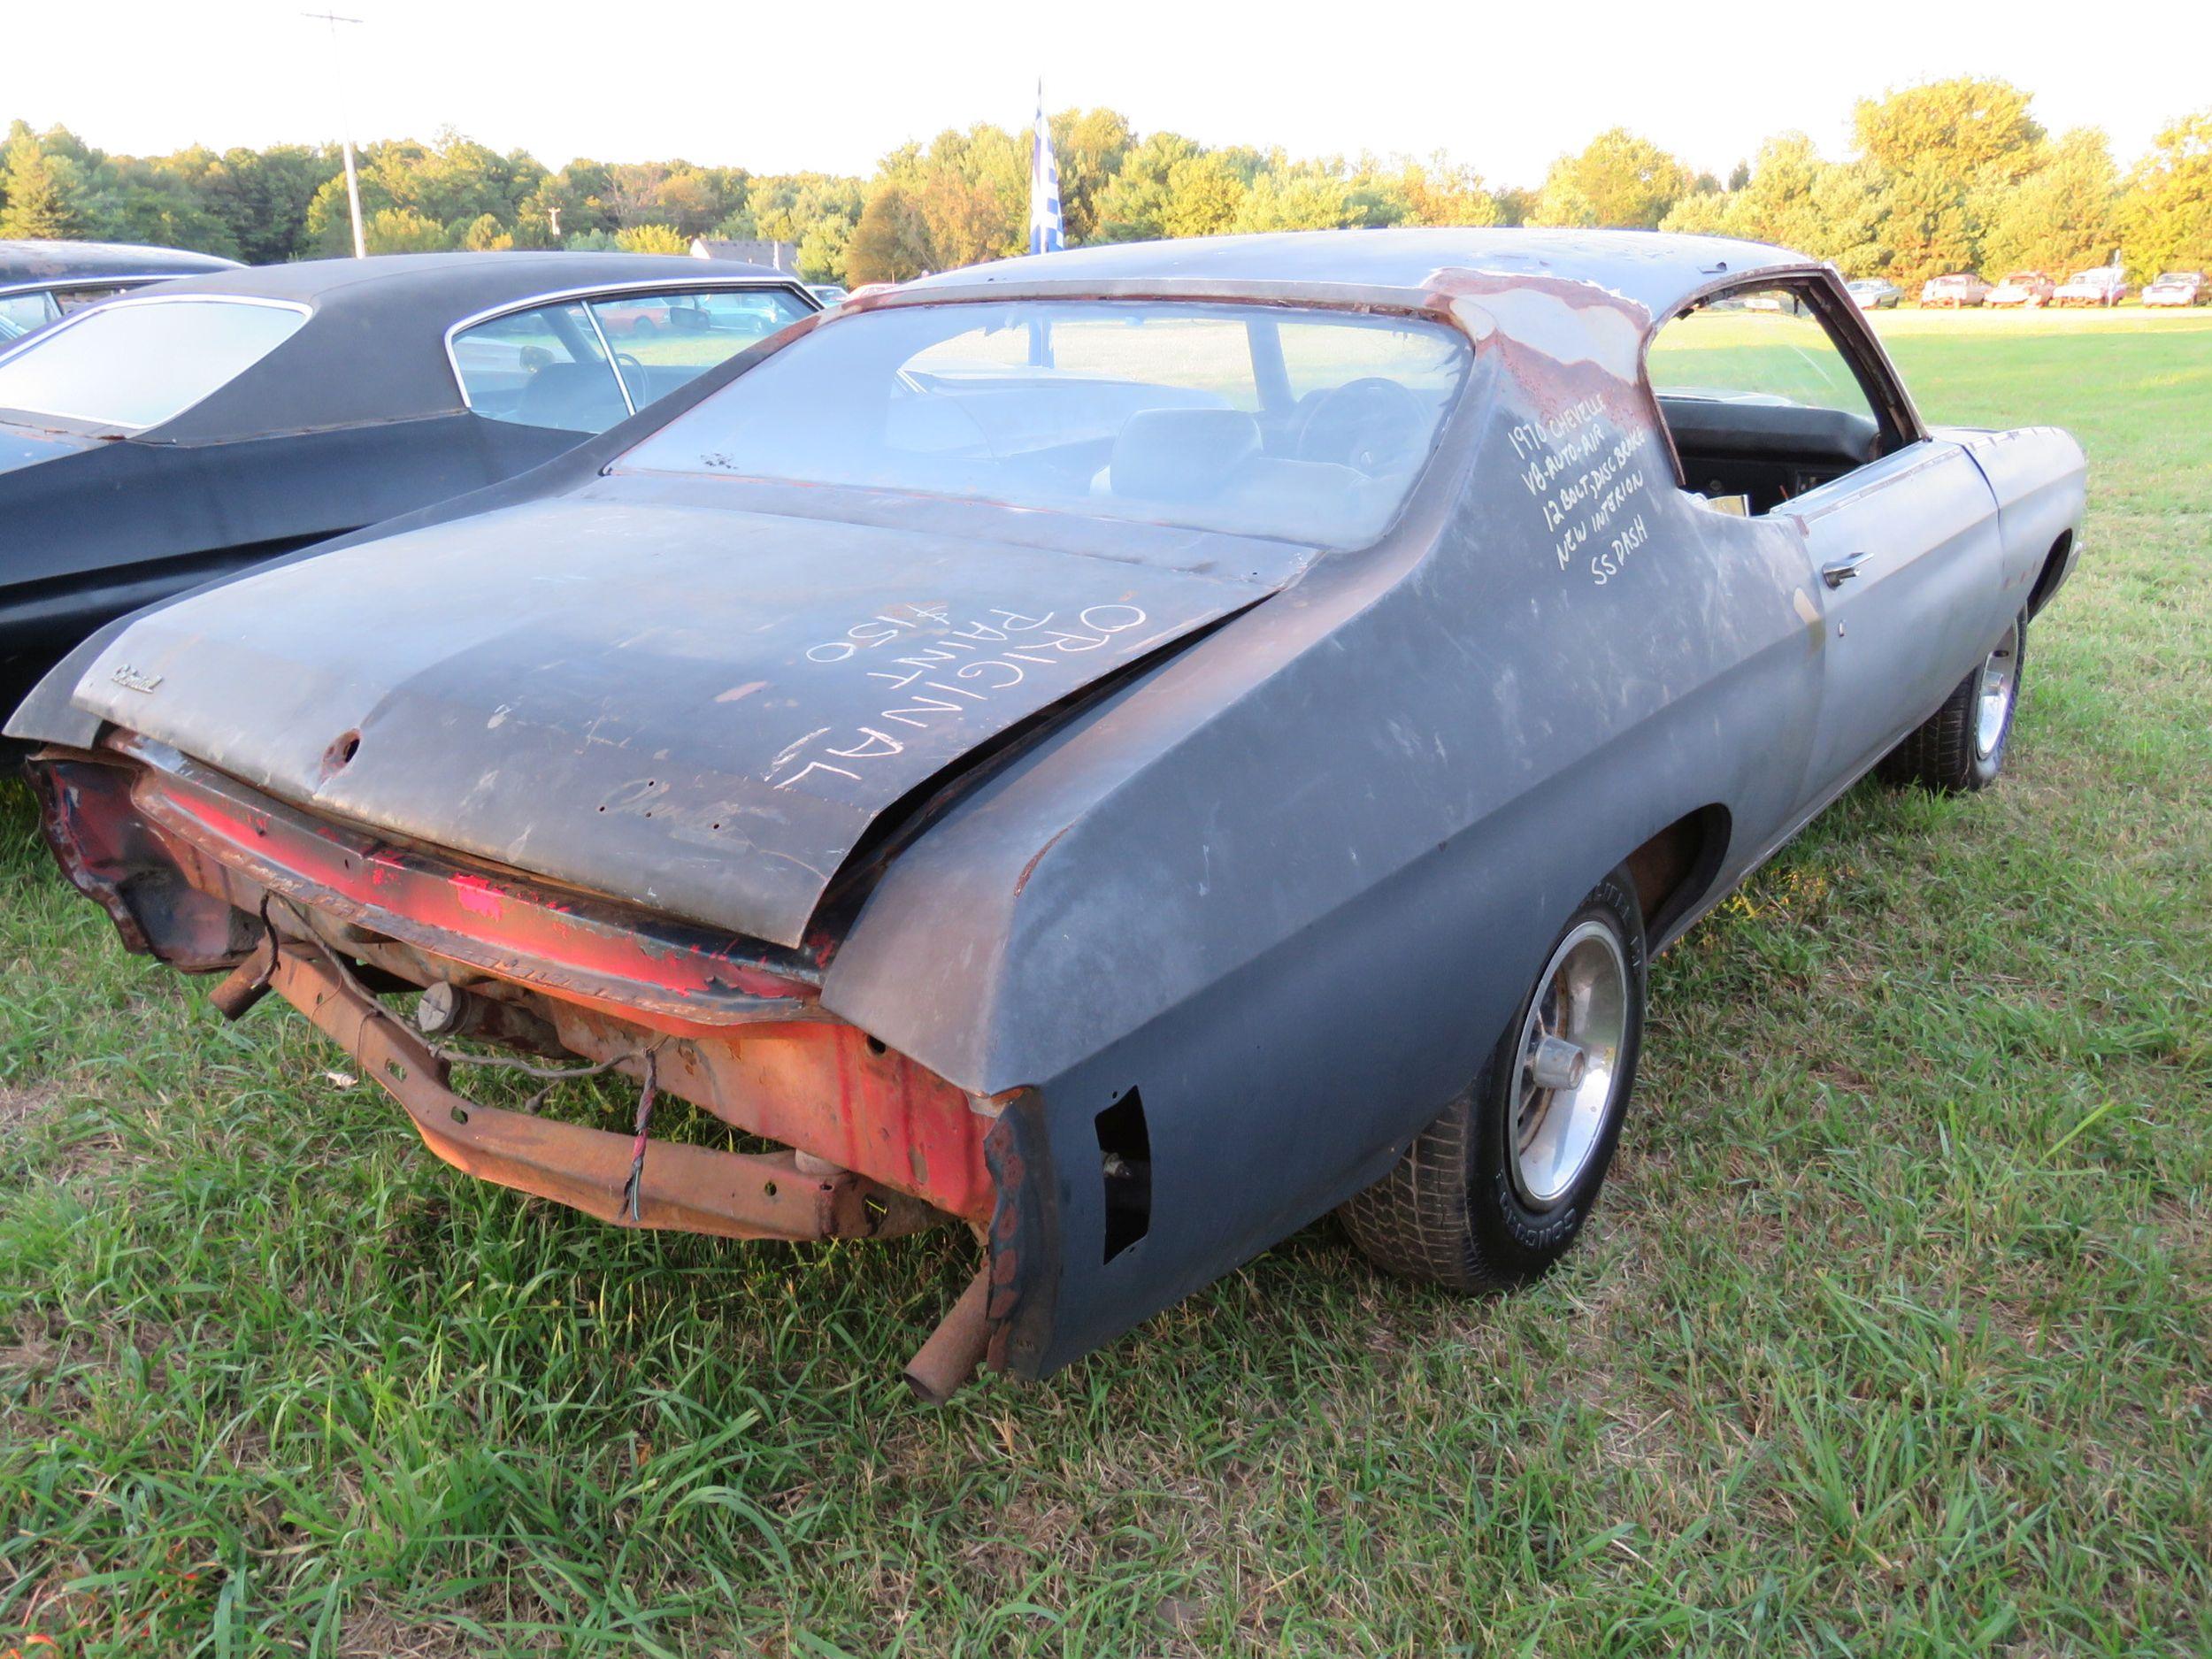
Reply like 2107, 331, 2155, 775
9, 230, 2085, 1399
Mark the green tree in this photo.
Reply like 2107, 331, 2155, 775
200, 144, 332, 262
918, 170, 1015, 269
1394, 155, 1502, 227
614, 223, 687, 254
844, 185, 931, 285
796, 217, 851, 282
459, 212, 514, 251
1855, 77, 2042, 182
1049, 107, 1133, 243
1809, 160, 1888, 275
1091, 131, 1198, 242
364, 207, 448, 253
1877, 162, 1978, 287
0, 125, 83, 239
1531, 128, 1690, 228
1230, 167, 1358, 234
2118, 111, 2212, 283
1978, 129, 2120, 278
1160, 153, 1245, 238
893, 124, 1026, 268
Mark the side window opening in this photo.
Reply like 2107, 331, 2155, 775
585, 287, 812, 410
452, 300, 627, 434
1645, 285, 1902, 517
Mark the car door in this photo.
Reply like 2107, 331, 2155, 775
1788, 441, 2003, 787
1646, 278, 2003, 801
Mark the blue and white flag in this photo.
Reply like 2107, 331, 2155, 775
1029, 83, 1064, 257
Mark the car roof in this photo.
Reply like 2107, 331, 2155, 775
34, 251, 814, 442
0, 238, 242, 288
900, 228, 1816, 319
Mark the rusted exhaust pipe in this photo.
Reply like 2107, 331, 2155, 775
209, 936, 277, 1021
903, 1261, 993, 1406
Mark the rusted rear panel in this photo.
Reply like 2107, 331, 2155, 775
35, 743, 997, 1223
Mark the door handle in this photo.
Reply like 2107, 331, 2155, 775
1821, 550, 1875, 588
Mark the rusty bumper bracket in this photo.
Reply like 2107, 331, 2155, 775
262, 942, 941, 1243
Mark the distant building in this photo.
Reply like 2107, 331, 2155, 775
691, 237, 798, 272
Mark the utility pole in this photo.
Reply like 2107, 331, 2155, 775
303, 11, 368, 257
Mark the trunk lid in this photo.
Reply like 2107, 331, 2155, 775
67, 488, 1293, 947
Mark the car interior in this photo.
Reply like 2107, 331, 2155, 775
456, 289, 806, 434
886, 365, 1438, 545
620, 302, 1471, 549
1647, 284, 1902, 515
1657, 395, 1885, 514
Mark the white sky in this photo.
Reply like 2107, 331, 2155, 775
11, 2, 2204, 185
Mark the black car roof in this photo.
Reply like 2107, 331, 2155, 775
77, 252, 810, 442
0, 239, 242, 288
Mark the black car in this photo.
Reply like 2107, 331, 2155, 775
0, 238, 242, 342
0, 251, 817, 727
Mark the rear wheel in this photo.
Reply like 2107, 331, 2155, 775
1879, 611, 2025, 793
1338, 870, 1647, 1292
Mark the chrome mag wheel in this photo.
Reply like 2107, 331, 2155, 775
1976, 618, 2023, 759
1509, 919, 1631, 1210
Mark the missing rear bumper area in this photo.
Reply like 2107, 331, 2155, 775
31, 741, 1039, 1403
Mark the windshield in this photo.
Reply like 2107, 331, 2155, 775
618, 299, 1470, 548
0, 298, 306, 430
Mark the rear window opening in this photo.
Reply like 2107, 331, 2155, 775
0, 297, 307, 432
618, 298, 1470, 549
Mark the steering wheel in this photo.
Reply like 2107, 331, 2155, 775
1296, 377, 1427, 474
613, 349, 646, 393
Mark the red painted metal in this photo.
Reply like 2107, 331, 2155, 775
39, 742, 998, 1225
115, 736, 825, 1029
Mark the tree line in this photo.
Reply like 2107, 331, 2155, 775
3, 77, 2206, 289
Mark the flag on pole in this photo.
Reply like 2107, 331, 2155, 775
1029, 82, 1065, 257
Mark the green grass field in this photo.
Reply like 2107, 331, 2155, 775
2, 310, 2207, 1657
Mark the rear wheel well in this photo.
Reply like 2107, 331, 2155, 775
2028, 530, 2073, 617
1623, 805, 1731, 944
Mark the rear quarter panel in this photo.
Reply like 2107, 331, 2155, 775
1940, 426, 2088, 613
827, 302, 1835, 1372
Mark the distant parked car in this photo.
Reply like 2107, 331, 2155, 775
1920, 273, 1991, 307
2054, 267, 2127, 307
0, 252, 815, 728
807, 283, 849, 306
2141, 272, 2203, 308
1986, 271, 2055, 308
0, 238, 240, 342
593, 289, 807, 341
1845, 278, 1901, 310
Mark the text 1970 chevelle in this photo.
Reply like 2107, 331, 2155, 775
9, 230, 2085, 1401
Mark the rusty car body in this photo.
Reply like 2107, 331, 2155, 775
1985, 271, 2055, 309
1920, 272, 1992, 307
9, 229, 2086, 1399
0, 252, 815, 730
2140, 271, 2202, 308
2054, 266, 2128, 307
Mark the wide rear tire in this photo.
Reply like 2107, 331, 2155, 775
1338, 869, 1647, 1292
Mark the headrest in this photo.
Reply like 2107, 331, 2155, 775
1110, 408, 1261, 503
